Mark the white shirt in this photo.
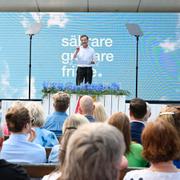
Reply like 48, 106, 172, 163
75, 46, 96, 67
42, 171, 61, 180
123, 169, 180, 180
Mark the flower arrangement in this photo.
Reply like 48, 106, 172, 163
42, 82, 130, 97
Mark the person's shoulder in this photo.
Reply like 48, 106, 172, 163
42, 171, 61, 180
0, 159, 30, 179
131, 142, 143, 149
123, 169, 147, 179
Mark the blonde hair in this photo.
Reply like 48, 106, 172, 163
159, 106, 180, 138
62, 114, 89, 134
59, 123, 125, 180
93, 102, 107, 122
26, 102, 45, 127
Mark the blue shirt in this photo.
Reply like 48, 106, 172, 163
48, 144, 60, 163
174, 160, 180, 168
32, 127, 59, 147
0, 134, 46, 163
43, 112, 68, 137
130, 120, 145, 144
85, 115, 96, 122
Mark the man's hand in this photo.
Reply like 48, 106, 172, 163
73, 47, 80, 59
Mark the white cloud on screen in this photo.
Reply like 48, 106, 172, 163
0, 63, 36, 99
20, 12, 69, 30
0, 63, 18, 98
20, 76, 36, 99
47, 13, 69, 28
159, 14, 180, 53
20, 17, 31, 29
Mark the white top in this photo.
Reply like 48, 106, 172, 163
75, 46, 96, 67
42, 171, 61, 180
123, 169, 180, 180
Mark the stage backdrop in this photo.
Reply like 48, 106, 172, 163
0, 13, 179, 101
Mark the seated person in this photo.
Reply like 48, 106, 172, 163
49, 123, 125, 180
79, 95, 96, 122
129, 98, 147, 144
108, 112, 148, 167
93, 102, 108, 122
26, 102, 59, 147
0, 103, 46, 163
0, 159, 30, 180
159, 105, 180, 168
124, 119, 180, 180
48, 114, 89, 163
43, 92, 70, 138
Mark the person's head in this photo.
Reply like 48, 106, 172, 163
129, 98, 147, 120
60, 123, 125, 180
142, 119, 180, 163
80, 35, 89, 48
60, 114, 90, 165
53, 92, 70, 112
62, 113, 89, 134
59, 128, 76, 166
5, 104, 31, 134
108, 112, 130, 154
93, 102, 107, 122
79, 95, 94, 116
26, 102, 45, 127
159, 105, 180, 137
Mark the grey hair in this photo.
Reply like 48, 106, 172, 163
59, 123, 125, 180
26, 102, 45, 127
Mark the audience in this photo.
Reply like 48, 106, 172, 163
108, 112, 148, 167
79, 95, 96, 122
43, 92, 70, 138
58, 123, 125, 180
124, 119, 180, 180
129, 98, 147, 144
26, 102, 59, 147
93, 102, 108, 122
48, 114, 89, 163
0, 159, 30, 180
0, 104, 46, 163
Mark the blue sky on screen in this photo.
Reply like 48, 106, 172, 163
0, 12, 179, 100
